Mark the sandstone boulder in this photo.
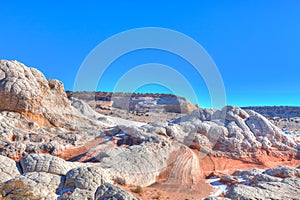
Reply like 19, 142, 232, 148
60, 188, 93, 200
226, 184, 271, 200
252, 173, 282, 183
0, 155, 20, 182
1, 172, 63, 200
224, 166, 300, 200
232, 168, 264, 178
95, 140, 171, 186
204, 197, 231, 200
20, 154, 79, 175
64, 166, 111, 192
263, 166, 300, 178
156, 106, 297, 156
95, 183, 138, 200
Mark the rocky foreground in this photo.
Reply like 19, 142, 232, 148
0, 59, 300, 200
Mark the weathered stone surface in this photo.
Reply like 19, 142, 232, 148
95, 140, 171, 186
242, 106, 300, 134
154, 105, 298, 156
20, 154, 79, 175
0, 111, 27, 140
226, 184, 270, 200
61, 188, 94, 200
263, 166, 300, 178
0, 142, 27, 160
95, 183, 138, 200
64, 166, 111, 192
204, 197, 231, 200
0, 60, 71, 127
0, 60, 113, 132
256, 179, 300, 196
245, 114, 297, 148
0, 59, 300, 200
252, 173, 282, 183
2, 172, 63, 200
0, 155, 20, 182
232, 168, 264, 178
224, 166, 300, 200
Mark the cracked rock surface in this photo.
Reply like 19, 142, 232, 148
95, 183, 138, 200
20, 154, 82, 175
0, 60, 299, 200
0, 155, 20, 182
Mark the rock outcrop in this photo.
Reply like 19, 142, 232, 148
0, 155, 20, 182
0, 60, 70, 127
0, 60, 121, 130
2, 172, 63, 199
0, 153, 138, 200
160, 106, 297, 156
221, 166, 300, 199
95, 183, 138, 200
95, 141, 171, 186
20, 154, 81, 175
0, 59, 299, 200
67, 91, 197, 114
64, 167, 111, 191
242, 106, 300, 133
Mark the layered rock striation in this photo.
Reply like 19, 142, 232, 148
0, 59, 299, 199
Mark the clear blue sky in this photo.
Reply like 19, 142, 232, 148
0, 1, 299, 107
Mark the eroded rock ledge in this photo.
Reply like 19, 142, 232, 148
0, 59, 299, 199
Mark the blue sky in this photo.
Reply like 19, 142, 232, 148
0, 1, 299, 108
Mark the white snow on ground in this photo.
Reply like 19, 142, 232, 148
283, 130, 300, 135
56, 187, 75, 200
206, 178, 228, 197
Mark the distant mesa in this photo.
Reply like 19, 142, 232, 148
66, 91, 197, 114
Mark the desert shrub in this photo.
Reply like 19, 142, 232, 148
131, 185, 143, 195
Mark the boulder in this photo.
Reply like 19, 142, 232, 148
64, 167, 111, 192
225, 166, 300, 200
60, 188, 93, 200
164, 105, 297, 156
20, 154, 79, 175
1, 172, 63, 199
252, 173, 282, 183
0, 155, 20, 182
232, 168, 264, 178
225, 184, 271, 200
204, 197, 231, 200
263, 166, 300, 178
253, 180, 300, 199
94, 183, 138, 200
95, 140, 171, 186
